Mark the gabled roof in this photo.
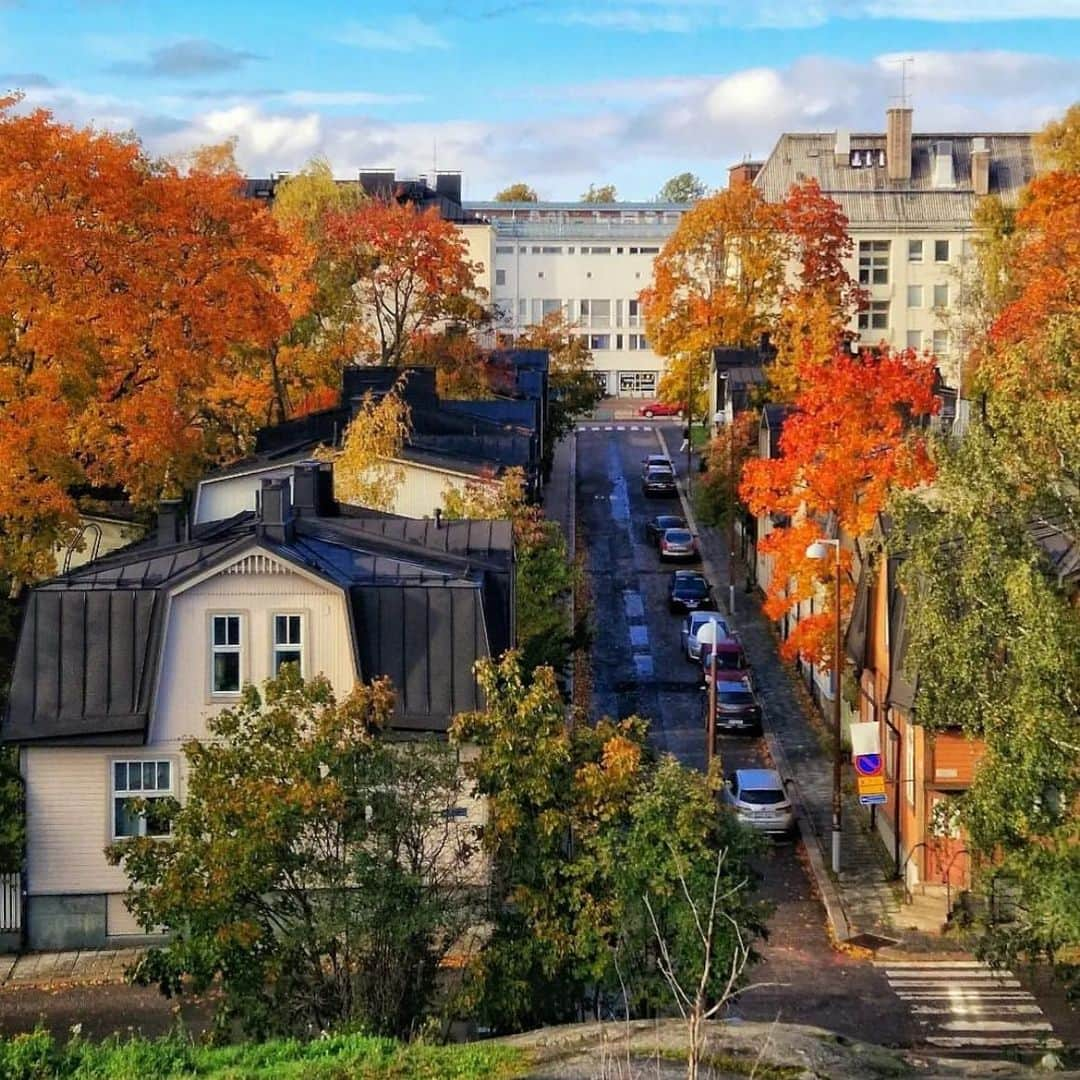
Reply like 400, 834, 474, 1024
4, 487, 514, 746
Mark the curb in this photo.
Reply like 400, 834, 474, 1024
657, 426, 855, 945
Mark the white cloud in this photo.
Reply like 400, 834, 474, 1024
336, 15, 449, 52
10, 49, 1077, 199
559, 9, 695, 32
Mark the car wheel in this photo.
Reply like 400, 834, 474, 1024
644, 408, 655, 418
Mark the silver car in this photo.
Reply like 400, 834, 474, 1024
681, 612, 731, 662
723, 769, 795, 836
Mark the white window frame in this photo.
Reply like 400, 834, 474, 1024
908, 239, 924, 263
932, 330, 950, 358
494, 269, 506, 287
272, 612, 305, 677
111, 758, 176, 840
906, 284, 923, 309
934, 239, 951, 263
858, 300, 890, 331
906, 330, 923, 352
904, 722, 916, 806
933, 283, 949, 309
210, 612, 244, 697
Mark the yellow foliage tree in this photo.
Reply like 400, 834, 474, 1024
1034, 101, 1080, 173
322, 379, 411, 512
641, 185, 786, 413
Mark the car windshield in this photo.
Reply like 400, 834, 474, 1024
714, 650, 744, 669
656, 517, 683, 529
739, 788, 786, 806
676, 577, 708, 596
664, 530, 692, 544
719, 690, 755, 705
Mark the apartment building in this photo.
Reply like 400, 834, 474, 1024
464, 201, 689, 397
753, 108, 1036, 386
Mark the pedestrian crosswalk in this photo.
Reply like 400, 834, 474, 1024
576, 424, 648, 432
875, 959, 1062, 1051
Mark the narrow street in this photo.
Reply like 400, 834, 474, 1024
575, 421, 912, 1044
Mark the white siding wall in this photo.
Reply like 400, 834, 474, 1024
153, 562, 357, 747
195, 460, 489, 526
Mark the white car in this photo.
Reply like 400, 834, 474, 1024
680, 612, 731, 662
723, 769, 795, 836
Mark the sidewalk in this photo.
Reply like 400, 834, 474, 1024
0, 948, 142, 986
656, 428, 902, 946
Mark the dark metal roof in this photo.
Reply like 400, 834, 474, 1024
4, 501, 513, 746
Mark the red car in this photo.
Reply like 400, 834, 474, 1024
637, 401, 686, 419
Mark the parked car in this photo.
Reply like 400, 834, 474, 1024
642, 453, 674, 473
700, 638, 750, 683
703, 676, 763, 736
659, 528, 699, 562
637, 401, 686, 419
642, 466, 678, 498
646, 514, 686, 546
668, 570, 714, 613
723, 769, 795, 835
681, 612, 731, 661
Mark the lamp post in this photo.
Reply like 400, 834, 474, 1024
806, 537, 842, 875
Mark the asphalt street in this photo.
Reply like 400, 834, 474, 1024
576, 421, 916, 1045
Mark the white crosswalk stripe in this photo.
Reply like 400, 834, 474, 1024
875, 960, 1062, 1051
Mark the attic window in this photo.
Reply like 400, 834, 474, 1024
211, 614, 243, 694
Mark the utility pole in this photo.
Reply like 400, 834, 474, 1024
832, 542, 843, 876
686, 355, 694, 494
727, 418, 736, 615
706, 641, 717, 768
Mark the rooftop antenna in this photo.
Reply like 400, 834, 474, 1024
889, 55, 915, 107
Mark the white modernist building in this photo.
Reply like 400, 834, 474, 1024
463, 201, 690, 398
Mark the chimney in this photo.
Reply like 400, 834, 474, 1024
971, 137, 990, 197
834, 129, 851, 168
727, 161, 762, 188
258, 479, 293, 545
931, 140, 955, 189
291, 461, 326, 517
156, 499, 183, 547
885, 107, 913, 183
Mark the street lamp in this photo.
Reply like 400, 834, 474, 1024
806, 537, 842, 875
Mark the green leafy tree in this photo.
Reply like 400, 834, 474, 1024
657, 172, 707, 203
494, 183, 538, 202
442, 468, 578, 674
580, 183, 617, 204
108, 668, 479, 1039
516, 312, 604, 471
452, 653, 766, 1032
893, 429, 1080, 987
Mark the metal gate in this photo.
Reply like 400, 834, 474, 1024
0, 873, 20, 933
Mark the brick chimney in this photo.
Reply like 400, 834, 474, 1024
834, 129, 851, 168
971, 137, 991, 197
727, 161, 762, 188
886, 107, 913, 183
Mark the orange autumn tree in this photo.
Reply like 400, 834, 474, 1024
641, 184, 786, 412
740, 348, 938, 663
324, 200, 487, 370
770, 179, 865, 400
0, 100, 290, 585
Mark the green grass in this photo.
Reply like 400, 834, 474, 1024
0, 1028, 529, 1080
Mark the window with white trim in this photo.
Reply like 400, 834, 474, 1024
933, 283, 949, 309
908, 239, 924, 263
273, 614, 303, 675
906, 330, 923, 351
495, 269, 506, 286
904, 723, 916, 805
211, 614, 242, 694
112, 760, 174, 839
906, 284, 923, 308
934, 239, 950, 263
932, 329, 950, 357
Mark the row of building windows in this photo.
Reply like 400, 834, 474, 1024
857, 238, 953, 286
907, 283, 950, 309
513, 297, 646, 328
579, 333, 650, 352
494, 244, 660, 259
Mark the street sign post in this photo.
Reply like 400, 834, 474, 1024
854, 752, 886, 806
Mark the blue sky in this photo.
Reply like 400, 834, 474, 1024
2, 1, 1078, 199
